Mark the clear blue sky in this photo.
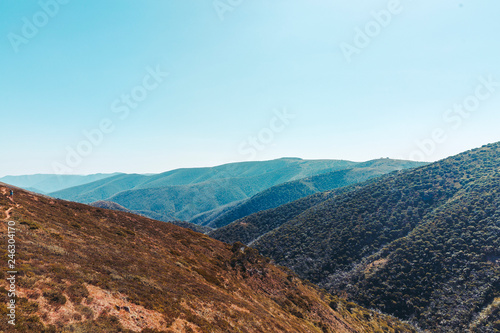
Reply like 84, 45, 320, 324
1, 0, 499, 176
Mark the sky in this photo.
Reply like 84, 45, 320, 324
1, 0, 500, 176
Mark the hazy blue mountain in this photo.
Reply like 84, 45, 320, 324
0, 173, 120, 193
50, 158, 358, 203
24, 187, 47, 194
49, 158, 362, 221
50, 173, 149, 203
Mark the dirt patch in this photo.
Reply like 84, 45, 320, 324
364, 258, 389, 276
85, 284, 168, 332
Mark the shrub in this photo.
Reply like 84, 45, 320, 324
43, 290, 67, 306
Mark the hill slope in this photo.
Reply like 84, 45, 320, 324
204, 159, 424, 228
250, 142, 500, 332
0, 184, 415, 333
208, 182, 368, 246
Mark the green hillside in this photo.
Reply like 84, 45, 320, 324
49, 173, 151, 203
135, 158, 358, 189
249, 142, 500, 332
205, 159, 425, 229
50, 158, 364, 222
48, 158, 422, 227
50, 158, 357, 204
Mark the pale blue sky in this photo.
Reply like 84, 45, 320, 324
1, 0, 499, 176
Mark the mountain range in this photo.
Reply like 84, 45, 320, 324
3, 143, 499, 332
7, 158, 423, 229
0, 183, 415, 332
0, 173, 120, 194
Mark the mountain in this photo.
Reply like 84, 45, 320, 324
50, 173, 149, 203
50, 158, 357, 202
0, 184, 415, 332
203, 159, 425, 228
50, 158, 423, 225
245, 142, 500, 332
0, 173, 120, 194
48, 159, 358, 222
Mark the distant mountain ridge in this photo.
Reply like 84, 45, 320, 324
49, 158, 358, 203
0, 173, 120, 193
48, 158, 425, 225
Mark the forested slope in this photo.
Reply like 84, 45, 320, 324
251, 142, 500, 332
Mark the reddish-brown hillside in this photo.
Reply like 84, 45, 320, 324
0, 184, 415, 333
